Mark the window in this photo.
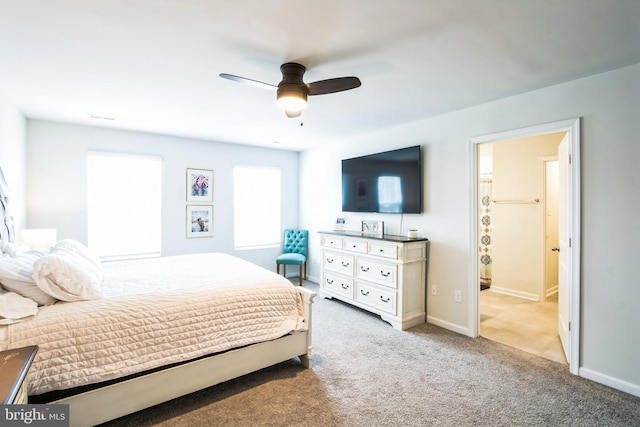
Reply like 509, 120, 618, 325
233, 166, 281, 249
87, 152, 162, 260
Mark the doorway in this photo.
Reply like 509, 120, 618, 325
477, 137, 565, 364
469, 119, 581, 374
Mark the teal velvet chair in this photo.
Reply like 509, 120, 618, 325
276, 229, 308, 286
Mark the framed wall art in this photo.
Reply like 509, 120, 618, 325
186, 168, 213, 203
186, 205, 213, 238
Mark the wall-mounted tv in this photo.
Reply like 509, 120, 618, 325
341, 145, 422, 214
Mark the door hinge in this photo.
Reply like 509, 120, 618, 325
569, 321, 571, 332
569, 237, 572, 248
569, 154, 572, 164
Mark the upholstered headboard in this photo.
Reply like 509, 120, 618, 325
0, 165, 15, 243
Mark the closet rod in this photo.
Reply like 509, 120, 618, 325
491, 198, 540, 204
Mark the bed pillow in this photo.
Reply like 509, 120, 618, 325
51, 239, 103, 271
33, 244, 103, 302
0, 240, 28, 257
0, 289, 38, 325
0, 249, 58, 306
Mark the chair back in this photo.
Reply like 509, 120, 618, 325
283, 229, 308, 257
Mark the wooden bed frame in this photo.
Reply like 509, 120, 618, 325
49, 287, 316, 427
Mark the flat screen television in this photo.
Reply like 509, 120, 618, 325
341, 145, 422, 214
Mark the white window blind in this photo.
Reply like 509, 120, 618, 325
233, 166, 281, 249
87, 152, 162, 259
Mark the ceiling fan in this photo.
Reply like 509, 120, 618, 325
219, 62, 361, 118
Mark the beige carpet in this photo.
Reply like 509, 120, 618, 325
101, 281, 640, 427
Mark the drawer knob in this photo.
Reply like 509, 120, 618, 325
360, 266, 370, 272
380, 270, 390, 277
326, 258, 334, 263
341, 284, 349, 290
341, 261, 350, 267
380, 296, 390, 303
379, 249, 384, 252
327, 279, 334, 284
360, 290, 370, 296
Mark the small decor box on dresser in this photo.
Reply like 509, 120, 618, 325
319, 231, 428, 330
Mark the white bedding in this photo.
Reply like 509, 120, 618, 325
1, 253, 307, 396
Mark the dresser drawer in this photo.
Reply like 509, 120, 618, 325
323, 251, 355, 276
323, 273, 354, 299
368, 242, 398, 259
321, 235, 343, 249
356, 282, 396, 315
356, 259, 397, 288
343, 239, 367, 253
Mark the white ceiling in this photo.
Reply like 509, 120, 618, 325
1, 1, 640, 151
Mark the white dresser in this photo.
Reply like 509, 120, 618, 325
319, 231, 428, 330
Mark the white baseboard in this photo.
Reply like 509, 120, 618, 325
579, 367, 640, 398
427, 315, 472, 337
546, 285, 558, 298
489, 286, 539, 301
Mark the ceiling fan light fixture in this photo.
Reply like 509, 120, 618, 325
276, 90, 307, 111
221, 61, 360, 118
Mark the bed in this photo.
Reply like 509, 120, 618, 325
0, 246, 315, 427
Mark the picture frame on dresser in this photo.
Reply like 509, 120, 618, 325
334, 217, 347, 231
361, 220, 384, 236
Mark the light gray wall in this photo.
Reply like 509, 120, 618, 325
300, 63, 640, 395
0, 91, 27, 231
26, 120, 300, 270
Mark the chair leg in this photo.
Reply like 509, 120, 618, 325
277, 264, 280, 275
304, 262, 307, 280
299, 264, 303, 286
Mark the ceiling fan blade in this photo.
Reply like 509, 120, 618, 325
307, 77, 361, 96
219, 73, 276, 91
284, 109, 302, 118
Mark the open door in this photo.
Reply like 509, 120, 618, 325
557, 133, 570, 361
544, 159, 559, 301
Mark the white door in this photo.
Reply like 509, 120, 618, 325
544, 160, 559, 300
557, 134, 570, 361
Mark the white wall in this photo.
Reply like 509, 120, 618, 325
26, 120, 300, 270
0, 91, 27, 231
300, 63, 640, 394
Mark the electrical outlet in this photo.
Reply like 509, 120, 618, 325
454, 290, 463, 303
431, 285, 437, 296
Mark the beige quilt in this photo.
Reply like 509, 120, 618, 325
3, 253, 306, 395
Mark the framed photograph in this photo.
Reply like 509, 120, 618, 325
186, 205, 213, 238
186, 168, 213, 203
362, 220, 384, 236
334, 217, 347, 231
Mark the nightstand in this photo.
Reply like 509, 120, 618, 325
0, 345, 38, 404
